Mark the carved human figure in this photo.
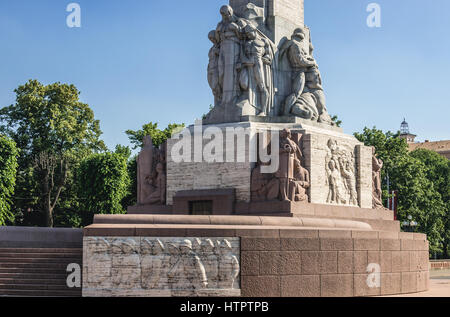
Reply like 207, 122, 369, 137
136, 135, 154, 205
111, 239, 141, 289
216, 5, 247, 106
145, 162, 166, 205
304, 67, 333, 124
281, 28, 318, 116
217, 240, 240, 289
240, 24, 273, 115
140, 239, 165, 289
340, 158, 358, 206
326, 159, 346, 204
251, 161, 279, 201
167, 240, 208, 290
372, 147, 384, 209
200, 239, 219, 289
276, 129, 303, 201
293, 159, 310, 202
207, 30, 221, 107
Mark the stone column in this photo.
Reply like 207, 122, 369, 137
356, 145, 373, 209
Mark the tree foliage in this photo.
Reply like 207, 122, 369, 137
0, 135, 19, 226
0, 79, 106, 227
76, 152, 130, 226
355, 127, 448, 255
125, 122, 184, 149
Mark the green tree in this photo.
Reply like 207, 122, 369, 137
410, 149, 450, 257
0, 135, 19, 226
355, 127, 446, 254
0, 80, 106, 227
125, 122, 184, 149
76, 152, 130, 226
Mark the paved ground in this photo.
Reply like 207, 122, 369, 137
384, 270, 450, 297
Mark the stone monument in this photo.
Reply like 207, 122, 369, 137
84, 0, 430, 297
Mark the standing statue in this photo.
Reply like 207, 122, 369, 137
207, 30, 221, 107
275, 129, 303, 201
239, 24, 274, 115
372, 147, 384, 209
216, 5, 247, 107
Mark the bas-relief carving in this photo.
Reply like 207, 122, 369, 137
251, 129, 310, 202
83, 237, 240, 296
136, 136, 166, 205
325, 139, 359, 206
372, 147, 384, 209
206, 4, 333, 125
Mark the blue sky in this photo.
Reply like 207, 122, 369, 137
1, 0, 449, 150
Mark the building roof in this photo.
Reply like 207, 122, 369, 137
409, 140, 450, 153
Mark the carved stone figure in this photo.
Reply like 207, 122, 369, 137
325, 139, 358, 206
216, 5, 248, 107
136, 135, 167, 206
293, 158, 310, 202
280, 28, 317, 116
217, 240, 240, 289
239, 24, 274, 115
141, 239, 165, 289
372, 147, 384, 209
167, 240, 208, 290
250, 129, 310, 203
276, 129, 303, 201
250, 161, 279, 201
137, 136, 154, 205
111, 239, 141, 289
208, 30, 221, 107
199, 239, 219, 289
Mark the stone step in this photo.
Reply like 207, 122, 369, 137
0, 248, 82, 254
0, 252, 82, 259
0, 272, 68, 279
0, 283, 77, 291
0, 278, 68, 285
0, 262, 74, 269
0, 257, 81, 264
0, 289, 81, 297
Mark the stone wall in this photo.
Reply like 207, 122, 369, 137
83, 222, 430, 297
166, 122, 373, 208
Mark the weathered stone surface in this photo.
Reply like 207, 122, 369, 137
83, 237, 240, 297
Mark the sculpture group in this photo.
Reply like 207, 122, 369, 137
206, 5, 334, 124
251, 129, 310, 202
85, 237, 240, 292
325, 139, 358, 206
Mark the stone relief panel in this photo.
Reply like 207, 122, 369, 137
83, 237, 240, 297
325, 139, 359, 206
251, 128, 310, 202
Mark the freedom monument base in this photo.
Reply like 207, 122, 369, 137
83, 213, 429, 297
82, 0, 430, 297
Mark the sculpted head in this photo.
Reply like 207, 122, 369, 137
220, 5, 234, 21
280, 128, 291, 140
292, 28, 306, 41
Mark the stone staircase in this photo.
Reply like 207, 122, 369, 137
0, 247, 82, 297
